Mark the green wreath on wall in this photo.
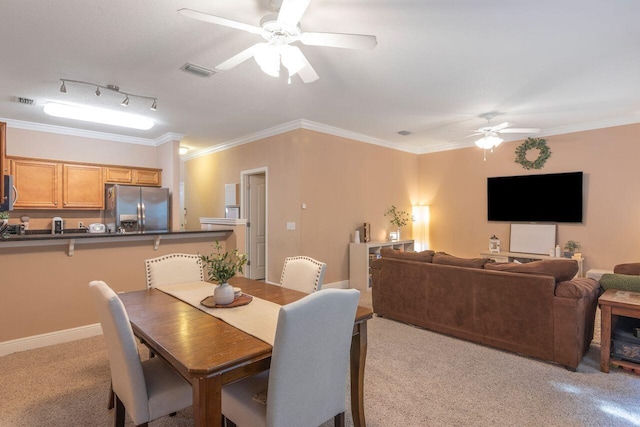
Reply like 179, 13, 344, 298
514, 137, 551, 170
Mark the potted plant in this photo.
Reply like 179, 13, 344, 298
564, 240, 582, 258
385, 205, 409, 241
0, 211, 9, 232
200, 241, 248, 305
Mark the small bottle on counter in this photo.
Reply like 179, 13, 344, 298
555, 245, 561, 257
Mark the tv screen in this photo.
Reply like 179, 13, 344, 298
487, 172, 583, 223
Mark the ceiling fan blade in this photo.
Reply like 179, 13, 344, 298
465, 133, 483, 138
498, 128, 541, 134
215, 44, 264, 71
277, 0, 311, 27
294, 50, 319, 83
491, 122, 511, 131
300, 32, 377, 50
178, 8, 263, 35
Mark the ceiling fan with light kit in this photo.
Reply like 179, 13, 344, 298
178, 0, 377, 84
468, 112, 540, 159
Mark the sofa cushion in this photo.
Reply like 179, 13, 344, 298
484, 259, 578, 282
432, 253, 490, 269
600, 273, 640, 293
613, 263, 640, 275
380, 248, 435, 263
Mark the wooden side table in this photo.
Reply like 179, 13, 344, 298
599, 289, 640, 373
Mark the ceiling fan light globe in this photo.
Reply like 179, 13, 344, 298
254, 44, 281, 77
475, 135, 503, 149
280, 45, 306, 76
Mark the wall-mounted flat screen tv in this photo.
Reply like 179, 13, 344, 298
487, 171, 583, 223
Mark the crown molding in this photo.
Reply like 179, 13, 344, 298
184, 119, 420, 160
0, 117, 183, 146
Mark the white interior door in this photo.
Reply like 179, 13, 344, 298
247, 173, 266, 280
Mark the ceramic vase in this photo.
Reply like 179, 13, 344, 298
214, 282, 235, 305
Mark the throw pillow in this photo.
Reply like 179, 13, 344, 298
432, 253, 490, 269
600, 273, 640, 293
381, 248, 435, 263
484, 259, 578, 282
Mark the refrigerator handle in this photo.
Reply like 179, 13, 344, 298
141, 202, 146, 232
137, 202, 143, 232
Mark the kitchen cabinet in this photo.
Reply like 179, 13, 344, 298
12, 159, 59, 209
63, 164, 103, 208
12, 159, 105, 209
104, 166, 161, 186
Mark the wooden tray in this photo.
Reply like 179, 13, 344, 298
200, 294, 253, 308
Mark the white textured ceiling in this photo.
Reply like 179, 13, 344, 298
1, 0, 639, 155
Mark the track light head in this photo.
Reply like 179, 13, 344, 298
150, 99, 157, 111
60, 81, 67, 94
95, 86, 101, 96
121, 96, 129, 107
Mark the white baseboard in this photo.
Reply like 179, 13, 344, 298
0, 323, 103, 357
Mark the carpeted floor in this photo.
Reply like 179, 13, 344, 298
1, 314, 639, 426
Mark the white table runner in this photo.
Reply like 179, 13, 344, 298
155, 281, 280, 345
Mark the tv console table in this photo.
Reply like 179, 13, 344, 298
480, 251, 584, 278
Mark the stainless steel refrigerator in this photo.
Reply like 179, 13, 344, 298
105, 184, 170, 233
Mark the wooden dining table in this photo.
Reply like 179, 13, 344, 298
119, 277, 373, 427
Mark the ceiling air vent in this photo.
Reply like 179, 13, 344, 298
180, 63, 216, 78
16, 97, 35, 105
397, 130, 412, 136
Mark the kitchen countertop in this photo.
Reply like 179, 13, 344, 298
1, 229, 231, 242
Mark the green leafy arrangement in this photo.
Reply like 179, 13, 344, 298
515, 137, 551, 170
200, 241, 248, 283
0, 211, 9, 220
385, 205, 410, 228
564, 240, 581, 252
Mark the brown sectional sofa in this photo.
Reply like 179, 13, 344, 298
371, 249, 600, 370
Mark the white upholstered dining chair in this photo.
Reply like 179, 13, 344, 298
279, 256, 327, 293
144, 253, 204, 288
221, 288, 360, 427
89, 280, 192, 427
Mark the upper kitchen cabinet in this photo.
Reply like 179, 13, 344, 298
63, 164, 103, 209
104, 166, 161, 186
12, 159, 104, 210
12, 159, 60, 209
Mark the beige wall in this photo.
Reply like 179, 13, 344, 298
6, 127, 159, 168
419, 123, 640, 270
184, 129, 417, 284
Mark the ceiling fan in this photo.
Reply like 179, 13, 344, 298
178, 0, 377, 84
469, 113, 540, 150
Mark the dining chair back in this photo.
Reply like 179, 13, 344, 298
279, 256, 327, 293
145, 253, 204, 288
89, 280, 192, 427
221, 288, 360, 427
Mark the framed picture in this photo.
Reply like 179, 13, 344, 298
389, 231, 399, 241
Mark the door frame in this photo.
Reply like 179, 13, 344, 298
240, 167, 268, 281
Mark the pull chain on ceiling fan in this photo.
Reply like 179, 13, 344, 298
178, 0, 377, 84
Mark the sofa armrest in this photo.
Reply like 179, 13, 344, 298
555, 277, 600, 298
613, 263, 640, 275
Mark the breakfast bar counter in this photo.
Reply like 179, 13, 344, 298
0, 228, 242, 352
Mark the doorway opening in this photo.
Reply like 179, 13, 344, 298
241, 167, 267, 281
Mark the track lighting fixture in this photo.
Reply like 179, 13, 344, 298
58, 79, 157, 110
